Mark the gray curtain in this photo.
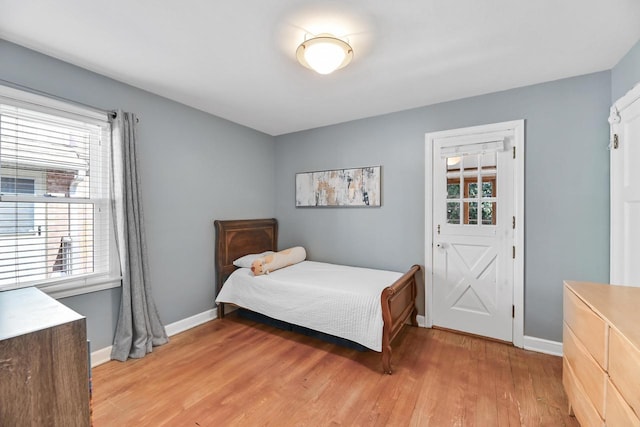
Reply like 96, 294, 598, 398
110, 110, 168, 361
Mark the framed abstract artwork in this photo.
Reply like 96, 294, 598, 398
295, 166, 381, 207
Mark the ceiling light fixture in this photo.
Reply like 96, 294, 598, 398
296, 34, 353, 75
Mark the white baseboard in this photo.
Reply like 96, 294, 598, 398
90, 345, 113, 368
523, 335, 563, 356
417, 315, 426, 328
164, 308, 217, 337
90, 307, 218, 368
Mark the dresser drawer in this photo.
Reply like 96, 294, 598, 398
606, 378, 640, 427
563, 286, 608, 368
562, 359, 604, 427
563, 322, 606, 417
609, 328, 640, 417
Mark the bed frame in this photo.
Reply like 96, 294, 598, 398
213, 218, 421, 374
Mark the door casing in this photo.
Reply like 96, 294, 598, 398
609, 83, 640, 287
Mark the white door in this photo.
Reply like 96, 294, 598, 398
610, 83, 640, 287
426, 121, 524, 343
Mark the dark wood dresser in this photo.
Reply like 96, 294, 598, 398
0, 287, 90, 426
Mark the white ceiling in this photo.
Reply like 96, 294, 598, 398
1, 1, 640, 136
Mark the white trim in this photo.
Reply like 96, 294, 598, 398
90, 345, 113, 368
164, 308, 218, 337
42, 276, 122, 299
513, 120, 525, 348
90, 307, 218, 368
523, 336, 563, 357
609, 81, 640, 285
0, 83, 108, 122
610, 81, 640, 123
416, 314, 426, 328
424, 120, 525, 347
425, 130, 434, 328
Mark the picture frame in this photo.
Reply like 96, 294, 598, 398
295, 166, 381, 207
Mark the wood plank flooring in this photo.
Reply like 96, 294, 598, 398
91, 314, 578, 426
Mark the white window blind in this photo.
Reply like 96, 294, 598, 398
0, 85, 119, 296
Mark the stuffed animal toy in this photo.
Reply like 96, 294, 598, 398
251, 246, 306, 276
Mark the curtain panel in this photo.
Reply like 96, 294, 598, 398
110, 110, 168, 361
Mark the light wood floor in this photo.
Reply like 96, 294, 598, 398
92, 314, 578, 426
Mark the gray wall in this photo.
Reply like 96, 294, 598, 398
2, 34, 639, 349
0, 40, 276, 349
612, 38, 640, 102
275, 71, 611, 343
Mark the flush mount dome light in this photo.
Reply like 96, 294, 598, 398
296, 34, 353, 75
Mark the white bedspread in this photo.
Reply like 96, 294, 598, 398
215, 261, 402, 352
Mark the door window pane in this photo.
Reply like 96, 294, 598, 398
480, 153, 497, 211
481, 152, 496, 169
465, 201, 478, 225
468, 182, 478, 198
447, 181, 460, 199
447, 202, 460, 224
480, 173, 496, 224
462, 154, 478, 170
443, 150, 499, 227
481, 180, 494, 197
482, 201, 495, 225
447, 156, 461, 171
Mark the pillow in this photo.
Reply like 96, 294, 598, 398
233, 251, 275, 268
251, 246, 306, 276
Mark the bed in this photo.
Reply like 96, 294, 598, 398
213, 218, 421, 374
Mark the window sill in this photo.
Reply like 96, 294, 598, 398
40, 275, 122, 299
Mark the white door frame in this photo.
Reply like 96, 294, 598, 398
609, 82, 640, 286
425, 120, 525, 348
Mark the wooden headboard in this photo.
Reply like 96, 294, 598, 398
214, 218, 278, 297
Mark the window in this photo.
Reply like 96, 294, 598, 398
0, 85, 119, 297
445, 150, 498, 226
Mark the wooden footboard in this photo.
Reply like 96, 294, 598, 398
381, 264, 421, 374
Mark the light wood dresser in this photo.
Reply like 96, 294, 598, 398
563, 280, 640, 427
0, 287, 90, 426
